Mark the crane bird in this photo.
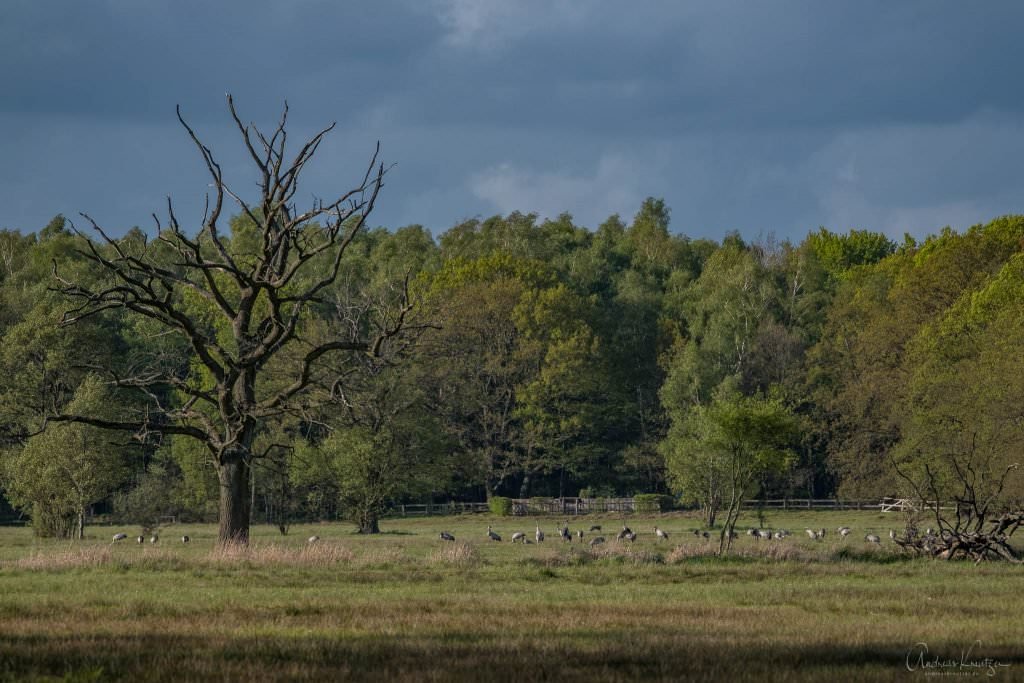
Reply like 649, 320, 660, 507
654, 526, 669, 542
623, 530, 637, 542
889, 529, 896, 541
559, 524, 572, 543
616, 524, 633, 541
757, 529, 773, 540
865, 533, 881, 545
439, 531, 456, 542
589, 536, 605, 547
511, 531, 526, 544
136, 535, 145, 544
487, 526, 502, 542
535, 525, 545, 543
150, 535, 159, 544
838, 526, 851, 538
307, 535, 320, 543
805, 529, 818, 540
111, 533, 128, 543
181, 535, 190, 543
589, 525, 602, 532
576, 529, 584, 541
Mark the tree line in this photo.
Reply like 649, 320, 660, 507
0, 108, 1021, 543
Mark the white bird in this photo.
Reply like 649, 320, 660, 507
136, 535, 145, 544
307, 535, 320, 543
535, 525, 545, 543
149, 535, 159, 544
487, 526, 501, 542
805, 529, 818, 539
654, 526, 669, 542
439, 531, 456, 541
865, 534, 881, 545
511, 531, 526, 544
181, 535, 190, 543
111, 533, 128, 543
889, 529, 896, 541
838, 527, 851, 538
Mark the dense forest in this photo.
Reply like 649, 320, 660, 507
1, 203, 1022, 536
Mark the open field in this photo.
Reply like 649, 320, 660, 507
1, 511, 1022, 682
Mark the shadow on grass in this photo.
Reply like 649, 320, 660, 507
4, 632, 1021, 682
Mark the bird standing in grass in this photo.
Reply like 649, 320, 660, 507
535, 525, 544, 543
112, 533, 128, 543
136, 535, 145, 544
511, 531, 526, 544
439, 531, 456, 542
150, 535, 159, 544
487, 526, 502, 542
181, 535, 190, 543
865, 533, 881, 545
654, 526, 669, 542
616, 524, 633, 541
308, 535, 320, 543
576, 529, 584, 541
589, 525, 602, 532
560, 524, 572, 543
838, 527, 851, 538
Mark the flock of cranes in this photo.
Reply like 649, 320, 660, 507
431, 522, 905, 547
107, 522, 903, 549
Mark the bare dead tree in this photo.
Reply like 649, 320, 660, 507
48, 96, 411, 544
890, 437, 1023, 563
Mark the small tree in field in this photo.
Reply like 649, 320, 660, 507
49, 96, 410, 544
664, 389, 797, 554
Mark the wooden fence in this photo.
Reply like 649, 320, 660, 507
386, 497, 942, 517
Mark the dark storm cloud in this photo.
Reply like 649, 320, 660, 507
1, 1, 1023, 240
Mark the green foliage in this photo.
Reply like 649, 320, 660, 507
632, 493, 674, 512
488, 496, 513, 516
1, 375, 133, 537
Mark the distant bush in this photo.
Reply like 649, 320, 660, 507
488, 497, 513, 516
633, 494, 674, 513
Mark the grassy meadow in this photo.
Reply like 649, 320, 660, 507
1, 510, 1022, 682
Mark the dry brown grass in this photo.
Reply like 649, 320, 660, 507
666, 541, 817, 563
428, 541, 481, 568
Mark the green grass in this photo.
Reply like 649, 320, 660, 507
0, 511, 1021, 681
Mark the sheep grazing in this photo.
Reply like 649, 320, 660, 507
111, 533, 128, 543
511, 531, 526, 544
439, 531, 456, 542
307, 535, 320, 543
889, 529, 896, 541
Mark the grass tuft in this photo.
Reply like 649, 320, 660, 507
428, 541, 481, 568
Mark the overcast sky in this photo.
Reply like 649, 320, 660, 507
2, 1, 1023, 242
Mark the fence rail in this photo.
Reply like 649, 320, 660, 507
386, 497, 949, 517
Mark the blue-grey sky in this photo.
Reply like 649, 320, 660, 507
2, 1, 1023, 242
